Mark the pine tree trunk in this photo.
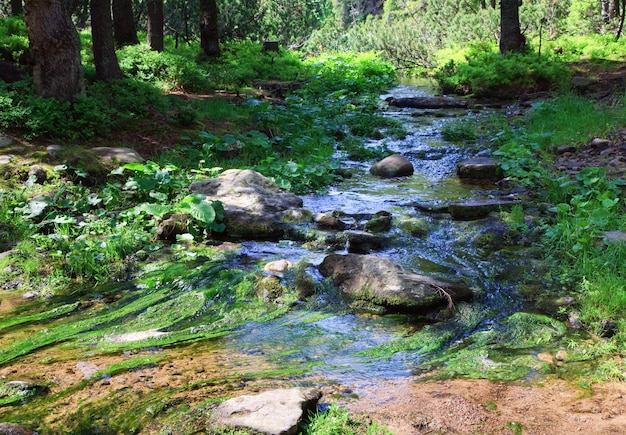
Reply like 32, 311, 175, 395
24, 0, 85, 101
199, 0, 220, 57
112, 0, 139, 47
147, 0, 164, 51
500, 0, 525, 54
91, 0, 124, 81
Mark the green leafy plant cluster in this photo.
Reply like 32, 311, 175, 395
0, 15, 28, 63
435, 46, 571, 98
0, 79, 163, 140
118, 43, 213, 92
493, 93, 626, 363
302, 404, 391, 435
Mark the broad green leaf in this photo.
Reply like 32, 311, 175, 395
188, 200, 216, 224
123, 162, 146, 172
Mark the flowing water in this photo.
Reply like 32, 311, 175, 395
215, 85, 534, 392
0, 85, 549, 431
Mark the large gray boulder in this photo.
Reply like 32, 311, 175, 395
318, 254, 473, 311
370, 154, 414, 178
189, 169, 306, 240
213, 388, 321, 435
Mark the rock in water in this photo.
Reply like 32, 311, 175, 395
189, 169, 305, 240
213, 388, 321, 435
318, 253, 473, 311
370, 154, 414, 178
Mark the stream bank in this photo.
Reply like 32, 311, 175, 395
0, 84, 611, 434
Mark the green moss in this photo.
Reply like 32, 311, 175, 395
91, 355, 166, 379
359, 303, 484, 358
396, 217, 430, 237
0, 302, 79, 332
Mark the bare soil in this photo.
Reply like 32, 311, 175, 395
348, 377, 626, 434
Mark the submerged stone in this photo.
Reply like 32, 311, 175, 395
364, 211, 392, 233
318, 253, 473, 312
213, 388, 321, 435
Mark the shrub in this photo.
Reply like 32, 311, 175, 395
435, 47, 571, 98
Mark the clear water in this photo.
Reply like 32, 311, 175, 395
224, 85, 531, 388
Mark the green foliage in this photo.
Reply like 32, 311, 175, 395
118, 44, 212, 92
303, 404, 391, 435
304, 52, 396, 97
0, 16, 28, 62
441, 119, 478, 143
525, 96, 616, 147
435, 47, 571, 97
0, 79, 163, 140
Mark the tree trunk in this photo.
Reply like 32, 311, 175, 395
10, 0, 23, 15
91, 0, 124, 81
146, 0, 164, 51
500, 0, 525, 54
112, 0, 139, 47
24, 0, 84, 101
199, 0, 220, 57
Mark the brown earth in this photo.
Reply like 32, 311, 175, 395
348, 377, 626, 435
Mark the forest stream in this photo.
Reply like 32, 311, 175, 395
2, 84, 626, 434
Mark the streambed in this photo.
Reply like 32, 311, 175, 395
0, 85, 565, 433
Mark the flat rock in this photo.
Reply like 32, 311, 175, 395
91, 147, 145, 164
387, 96, 469, 109
456, 157, 501, 180
318, 253, 473, 311
0, 155, 14, 165
214, 388, 321, 435
449, 199, 521, 220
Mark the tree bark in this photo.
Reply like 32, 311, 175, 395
91, 0, 124, 81
500, 0, 525, 54
112, 0, 139, 47
24, 0, 84, 101
146, 0, 164, 51
199, 0, 220, 57
10, 0, 23, 15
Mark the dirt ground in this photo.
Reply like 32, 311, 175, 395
348, 377, 626, 434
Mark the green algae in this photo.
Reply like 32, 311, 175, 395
0, 302, 79, 332
91, 354, 166, 379
358, 303, 484, 358
423, 312, 568, 381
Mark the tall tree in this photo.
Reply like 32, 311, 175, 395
91, 0, 124, 81
199, 0, 219, 57
147, 0, 164, 51
10, 0, 23, 15
24, 0, 84, 101
500, 0, 524, 53
112, 0, 139, 47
